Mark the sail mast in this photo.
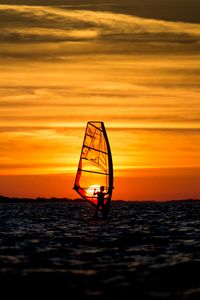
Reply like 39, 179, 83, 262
101, 122, 113, 202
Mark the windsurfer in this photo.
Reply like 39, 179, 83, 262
93, 186, 109, 218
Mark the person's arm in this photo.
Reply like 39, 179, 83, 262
93, 188, 97, 195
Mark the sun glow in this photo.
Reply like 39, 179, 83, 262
86, 184, 100, 196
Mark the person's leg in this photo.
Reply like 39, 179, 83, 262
94, 205, 99, 217
102, 205, 107, 219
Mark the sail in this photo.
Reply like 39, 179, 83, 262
74, 121, 113, 208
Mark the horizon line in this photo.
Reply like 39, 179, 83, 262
0, 195, 199, 203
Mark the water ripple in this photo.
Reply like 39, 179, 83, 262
0, 201, 200, 299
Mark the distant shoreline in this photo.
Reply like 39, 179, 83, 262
0, 196, 199, 203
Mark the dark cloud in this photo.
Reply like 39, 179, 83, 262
0, 5, 200, 60
0, 0, 199, 23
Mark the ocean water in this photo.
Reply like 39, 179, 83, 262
0, 200, 200, 299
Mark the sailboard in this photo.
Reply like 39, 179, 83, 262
74, 121, 113, 216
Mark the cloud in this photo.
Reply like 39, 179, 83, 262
0, 4, 200, 177
0, 4, 200, 58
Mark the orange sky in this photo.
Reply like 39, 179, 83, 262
0, 2, 200, 200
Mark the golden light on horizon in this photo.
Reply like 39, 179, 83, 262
86, 185, 101, 197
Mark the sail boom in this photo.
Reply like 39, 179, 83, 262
83, 145, 108, 155
80, 169, 109, 176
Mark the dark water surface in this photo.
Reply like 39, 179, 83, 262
0, 201, 200, 299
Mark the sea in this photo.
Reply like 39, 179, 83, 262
0, 200, 200, 299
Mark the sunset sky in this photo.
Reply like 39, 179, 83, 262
0, 0, 200, 200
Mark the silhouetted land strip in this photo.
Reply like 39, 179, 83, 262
0, 195, 199, 203
0, 195, 73, 203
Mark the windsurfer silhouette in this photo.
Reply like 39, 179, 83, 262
93, 186, 109, 218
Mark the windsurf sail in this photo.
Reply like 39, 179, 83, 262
74, 121, 113, 210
